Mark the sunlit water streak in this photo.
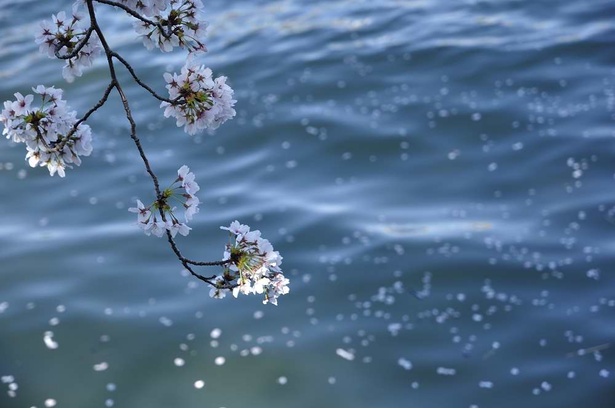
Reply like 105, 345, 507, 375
1, 0, 615, 407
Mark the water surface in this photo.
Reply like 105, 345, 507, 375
1, 0, 614, 407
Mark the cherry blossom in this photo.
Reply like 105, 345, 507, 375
133, 0, 208, 52
128, 199, 153, 230
210, 221, 289, 305
129, 165, 199, 237
209, 277, 230, 299
166, 218, 192, 238
160, 61, 236, 135
177, 164, 200, 194
35, 6, 101, 83
0, 86, 92, 177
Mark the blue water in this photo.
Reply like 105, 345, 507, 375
1, 0, 614, 406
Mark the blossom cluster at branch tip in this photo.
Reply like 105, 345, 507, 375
35, 5, 101, 83
160, 61, 236, 135
132, 0, 208, 53
209, 221, 289, 306
0, 86, 92, 177
128, 165, 200, 237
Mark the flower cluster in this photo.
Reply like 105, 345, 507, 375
133, 0, 208, 53
0, 86, 93, 177
3, 1, 289, 306
35, 6, 101, 82
128, 165, 200, 237
160, 61, 236, 135
209, 221, 290, 306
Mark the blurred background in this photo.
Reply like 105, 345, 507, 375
1, 0, 614, 406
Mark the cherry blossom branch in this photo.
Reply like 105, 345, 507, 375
85, 0, 163, 195
86, 0, 233, 286
1, 0, 290, 305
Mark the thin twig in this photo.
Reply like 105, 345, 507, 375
78, 81, 116, 125
111, 52, 173, 102
51, 81, 114, 153
93, 0, 159, 27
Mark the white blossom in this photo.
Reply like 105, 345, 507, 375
210, 221, 289, 305
160, 61, 236, 135
129, 165, 200, 237
11, 93, 33, 116
35, 6, 101, 83
177, 164, 200, 194
115, 0, 163, 16
209, 277, 229, 299
220, 220, 250, 239
149, 219, 167, 237
133, 0, 207, 52
0, 86, 93, 177
128, 200, 152, 224
183, 195, 200, 221
167, 218, 191, 238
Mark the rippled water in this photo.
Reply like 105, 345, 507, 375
1, 0, 615, 407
